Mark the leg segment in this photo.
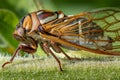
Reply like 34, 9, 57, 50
40, 43, 50, 56
2, 43, 37, 68
50, 41, 80, 60
43, 42, 63, 71
2, 46, 21, 68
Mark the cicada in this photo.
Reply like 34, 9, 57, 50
2, 8, 120, 71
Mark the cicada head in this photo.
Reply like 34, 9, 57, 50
13, 15, 33, 42
13, 15, 38, 54
14, 17, 25, 42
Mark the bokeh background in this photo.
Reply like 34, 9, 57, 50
0, 0, 120, 55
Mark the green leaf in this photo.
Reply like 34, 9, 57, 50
0, 9, 19, 53
0, 0, 37, 18
7, 0, 37, 18
0, 34, 7, 48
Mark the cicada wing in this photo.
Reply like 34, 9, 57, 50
88, 8, 120, 31
88, 8, 120, 52
42, 12, 90, 31
42, 8, 120, 55
40, 33, 120, 56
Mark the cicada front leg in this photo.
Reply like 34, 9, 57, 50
2, 43, 37, 68
2, 45, 21, 68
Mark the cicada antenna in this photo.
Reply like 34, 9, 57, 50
33, 0, 44, 10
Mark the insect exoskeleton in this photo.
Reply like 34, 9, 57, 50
2, 8, 120, 71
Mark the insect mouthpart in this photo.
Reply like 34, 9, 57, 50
13, 30, 25, 42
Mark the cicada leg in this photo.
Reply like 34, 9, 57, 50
2, 43, 37, 68
40, 43, 50, 56
2, 46, 21, 68
42, 42, 63, 71
50, 41, 80, 60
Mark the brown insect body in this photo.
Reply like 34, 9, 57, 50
2, 8, 120, 71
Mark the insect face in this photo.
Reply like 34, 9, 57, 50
13, 16, 38, 54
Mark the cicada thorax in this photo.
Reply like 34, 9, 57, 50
36, 10, 65, 25
20, 10, 65, 33
17, 10, 66, 42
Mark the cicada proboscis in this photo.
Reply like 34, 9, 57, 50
2, 8, 120, 71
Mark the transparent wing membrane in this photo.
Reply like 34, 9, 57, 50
89, 8, 120, 51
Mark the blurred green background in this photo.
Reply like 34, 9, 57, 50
0, 0, 120, 55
